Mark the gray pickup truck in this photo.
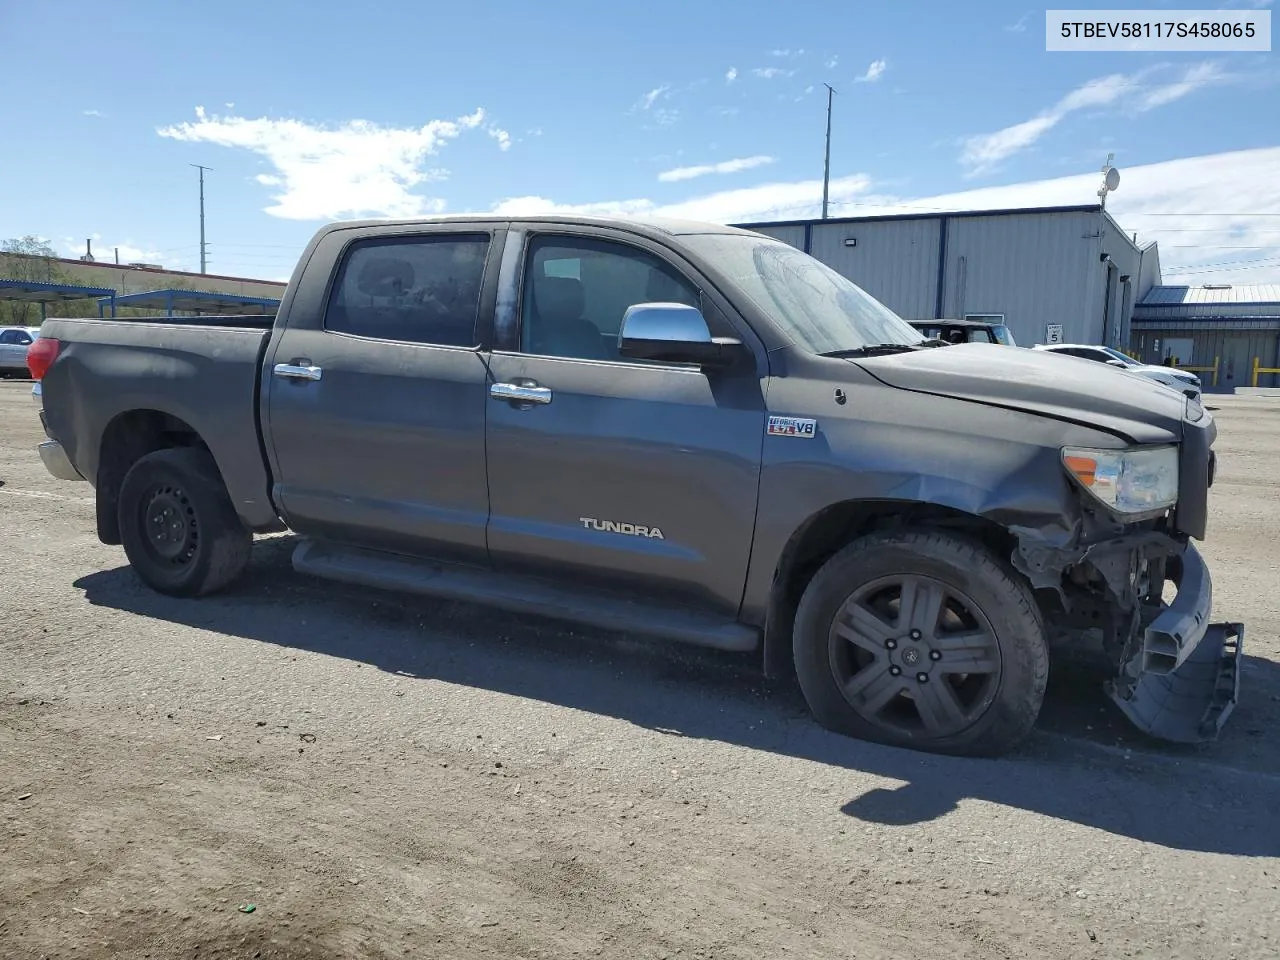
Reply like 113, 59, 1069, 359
29, 215, 1242, 756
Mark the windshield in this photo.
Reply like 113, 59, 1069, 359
992, 324, 1016, 346
682, 233, 923, 354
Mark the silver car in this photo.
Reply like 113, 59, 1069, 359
0, 326, 40, 377
1032, 343, 1202, 400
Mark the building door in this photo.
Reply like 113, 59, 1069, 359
1221, 336, 1253, 387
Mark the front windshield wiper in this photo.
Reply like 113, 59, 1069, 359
818, 342, 928, 358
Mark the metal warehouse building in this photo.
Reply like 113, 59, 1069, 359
1131, 284, 1280, 391
736, 204, 1160, 350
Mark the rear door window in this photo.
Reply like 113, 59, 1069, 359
324, 234, 490, 346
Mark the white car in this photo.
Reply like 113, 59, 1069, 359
0, 326, 41, 377
1031, 343, 1202, 400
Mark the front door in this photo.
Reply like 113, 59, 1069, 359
264, 228, 498, 563
483, 228, 767, 616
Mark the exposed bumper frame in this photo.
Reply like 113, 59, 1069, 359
1105, 541, 1242, 743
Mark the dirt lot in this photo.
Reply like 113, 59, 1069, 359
2, 379, 1278, 960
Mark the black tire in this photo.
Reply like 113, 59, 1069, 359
793, 529, 1048, 757
117, 448, 252, 598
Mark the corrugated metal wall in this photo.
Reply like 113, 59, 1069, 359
808, 219, 941, 321
746, 224, 806, 250
743, 209, 1147, 347
1132, 326, 1280, 389
1102, 217, 1142, 348
1137, 243, 1161, 301
941, 211, 1104, 346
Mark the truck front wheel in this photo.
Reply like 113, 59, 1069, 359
117, 448, 252, 597
793, 529, 1048, 757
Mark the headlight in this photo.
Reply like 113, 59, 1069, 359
1062, 445, 1179, 516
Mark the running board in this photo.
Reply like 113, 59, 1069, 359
291, 539, 760, 653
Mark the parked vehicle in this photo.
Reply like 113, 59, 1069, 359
28, 215, 1241, 756
1, 326, 40, 376
910, 317, 1017, 346
1032, 343, 1202, 400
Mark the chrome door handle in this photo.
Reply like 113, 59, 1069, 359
490, 382, 551, 405
274, 363, 323, 382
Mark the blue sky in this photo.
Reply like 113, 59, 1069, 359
2, 0, 1278, 283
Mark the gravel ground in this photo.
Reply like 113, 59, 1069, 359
1, 379, 1277, 960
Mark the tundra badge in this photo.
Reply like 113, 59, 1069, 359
579, 518, 665, 540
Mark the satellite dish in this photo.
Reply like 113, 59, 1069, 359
1097, 154, 1121, 208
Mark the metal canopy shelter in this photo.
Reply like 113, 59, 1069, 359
0, 278, 118, 321
99, 288, 281, 317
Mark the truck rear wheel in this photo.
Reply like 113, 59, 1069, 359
793, 530, 1048, 757
117, 448, 252, 597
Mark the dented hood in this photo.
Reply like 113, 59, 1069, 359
854, 344, 1185, 444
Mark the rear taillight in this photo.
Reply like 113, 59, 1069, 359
27, 338, 60, 380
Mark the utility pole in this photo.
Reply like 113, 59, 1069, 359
821, 83, 836, 219
191, 164, 212, 273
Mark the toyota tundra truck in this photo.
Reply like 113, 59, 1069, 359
27, 215, 1243, 756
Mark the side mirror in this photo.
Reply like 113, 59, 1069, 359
1106, 358, 1128, 367
618, 303, 745, 367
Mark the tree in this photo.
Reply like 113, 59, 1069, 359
1, 236, 67, 327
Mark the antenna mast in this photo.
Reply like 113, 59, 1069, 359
821, 84, 836, 219
191, 164, 212, 273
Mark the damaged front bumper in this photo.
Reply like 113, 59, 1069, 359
1104, 541, 1243, 743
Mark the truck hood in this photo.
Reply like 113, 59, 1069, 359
854, 344, 1186, 444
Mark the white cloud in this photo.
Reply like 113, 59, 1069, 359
488, 126, 512, 151
960, 64, 1226, 175
657, 155, 776, 183
490, 173, 875, 224
1006, 13, 1030, 32
60, 234, 169, 267
824, 148, 1280, 284
638, 85, 670, 110
855, 59, 887, 83
769, 48, 804, 57
487, 146, 1280, 284
826, 55, 840, 69
752, 67, 794, 79
156, 105, 500, 220
83, 109, 105, 118
725, 67, 738, 83
1136, 62, 1224, 110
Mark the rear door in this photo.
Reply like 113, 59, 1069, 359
482, 226, 768, 616
263, 226, 501, 563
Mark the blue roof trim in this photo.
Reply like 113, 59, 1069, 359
0, 278, 117, 297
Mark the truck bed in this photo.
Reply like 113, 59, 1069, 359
36, 316, 278, 530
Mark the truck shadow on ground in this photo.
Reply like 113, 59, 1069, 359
75, 535, 1280, 859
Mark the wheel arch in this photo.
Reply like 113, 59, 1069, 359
95, 409, 217, 545
761, 499, 1020, 679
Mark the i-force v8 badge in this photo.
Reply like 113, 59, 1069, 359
767, 416, 817, 439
